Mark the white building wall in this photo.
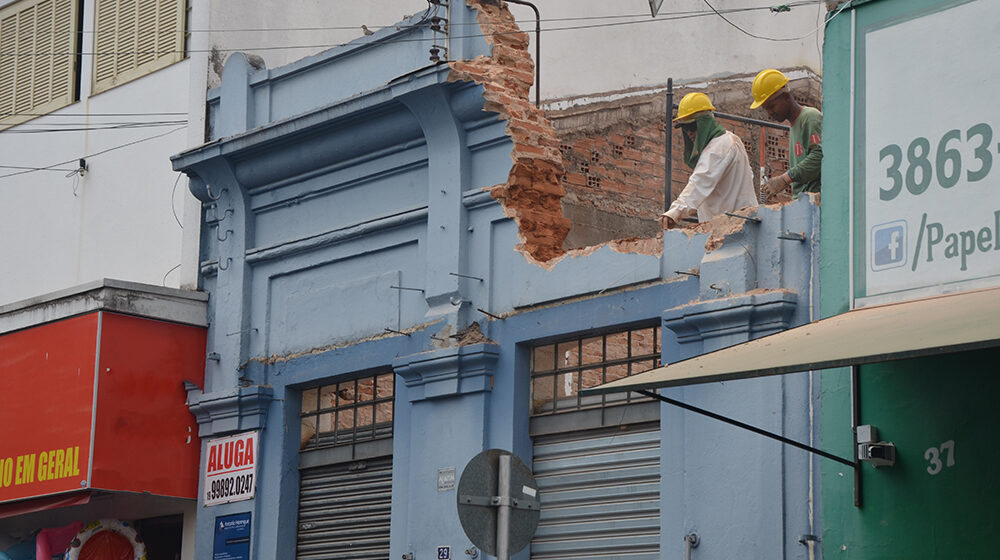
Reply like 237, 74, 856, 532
510, 0, 826, 102
206, 0, 825, 99
0, 0, 199, 307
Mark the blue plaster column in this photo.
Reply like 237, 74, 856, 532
183, 159, 254, 393
659, 292, 811, 559
392, 344, 500, 560
215, 53, 261, 138
399, 85, 473, 333
174, 51, 271, 560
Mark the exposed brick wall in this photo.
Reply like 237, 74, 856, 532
451, 0, 570, 264
452, 2, 819, 256
548, 74, 820, 249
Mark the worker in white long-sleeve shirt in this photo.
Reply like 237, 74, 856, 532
661, 93, 757, 229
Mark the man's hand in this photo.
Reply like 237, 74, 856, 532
659, 213, 677, 229
763, 173, 792, 202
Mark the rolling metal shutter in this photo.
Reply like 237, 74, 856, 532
530, 423, 660, 560
296, 456, 393, 560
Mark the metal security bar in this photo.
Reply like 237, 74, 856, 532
300, 373, 394, 450
530, 326, 660, 416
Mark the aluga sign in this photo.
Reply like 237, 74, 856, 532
857, 0, 1000, 303
203, 431, 257, 506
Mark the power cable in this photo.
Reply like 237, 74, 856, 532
0, 164, 78, 172
700, 0, 849, 42
0, 125, 185, 180
2, 121, 188, 133
1, 111, 186, 117
170, 171, 184, 229
19, 1, 826, 35
0, 1, 834, 57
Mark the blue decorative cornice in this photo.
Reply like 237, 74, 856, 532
393, 343, 500, 402
184, 381, 275, 437
663, 290, 799, 346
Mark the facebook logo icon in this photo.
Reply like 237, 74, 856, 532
871, 221, 907, 271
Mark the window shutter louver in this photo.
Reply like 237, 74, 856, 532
92, 0, 185, 95
0, 0, 77, 130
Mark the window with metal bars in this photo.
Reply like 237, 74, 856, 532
530, 326, 661, 416
300, 372, 394, 451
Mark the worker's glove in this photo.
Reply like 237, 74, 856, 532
763, 173, 792, 200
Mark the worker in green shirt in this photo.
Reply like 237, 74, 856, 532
751, 69, 822, 200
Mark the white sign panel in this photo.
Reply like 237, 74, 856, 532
862, 0, 1000, 301
204, 431, 258, 506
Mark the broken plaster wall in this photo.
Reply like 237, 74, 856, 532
450, 0, 571, 264
451, 2, 824, 259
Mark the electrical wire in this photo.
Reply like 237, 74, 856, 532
170, 172, 184, 229
1, 111, 185, 117
0, 125, 185, 180
162, 263, 181, 286
1, 121, 188, 133
0, 1, 834, 57
700, 0, 849, 42
10, 119, 187, 125
16, 2, 829, 36
0, 164, 77, 171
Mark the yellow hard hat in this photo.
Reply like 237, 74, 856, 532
750, 69, 789, 109
674, 92, 715, 122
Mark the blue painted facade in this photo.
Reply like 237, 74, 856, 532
172, 4, 823, 559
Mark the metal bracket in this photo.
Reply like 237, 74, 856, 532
799, 534, 820, 545
778, 231, 807, 242
459, 494, 540, 511
724, 211, 762, 223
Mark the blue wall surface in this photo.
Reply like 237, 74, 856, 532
173, 4, 823, 559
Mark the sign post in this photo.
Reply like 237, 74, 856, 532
456, 449, 540, 560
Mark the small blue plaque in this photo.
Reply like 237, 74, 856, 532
214, 512, 252, 560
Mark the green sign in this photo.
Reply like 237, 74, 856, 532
855, 0, 1000, 303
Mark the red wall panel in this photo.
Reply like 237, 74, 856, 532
0, 315, 98, 502
91, 313, 205, 498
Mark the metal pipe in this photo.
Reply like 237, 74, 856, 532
505, 0, 540, 107
714, 110, 789, 131
664, 77, 674, 212
852, 364, 863, 507
665, 98, 788, 131
496, 454, 512, 560
637, 389, 857, 468
759, 126, 768, 202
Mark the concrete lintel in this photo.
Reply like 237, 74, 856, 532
393, 343, 500, 402
187, 385, 275, 438
0, 279, 208, 334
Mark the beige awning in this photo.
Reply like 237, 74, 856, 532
582, 286, 1000, 395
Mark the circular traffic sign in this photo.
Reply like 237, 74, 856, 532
456, 449, 540, 557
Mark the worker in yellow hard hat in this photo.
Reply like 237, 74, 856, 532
751, 69, 822, 199
661, 92, 757, 228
